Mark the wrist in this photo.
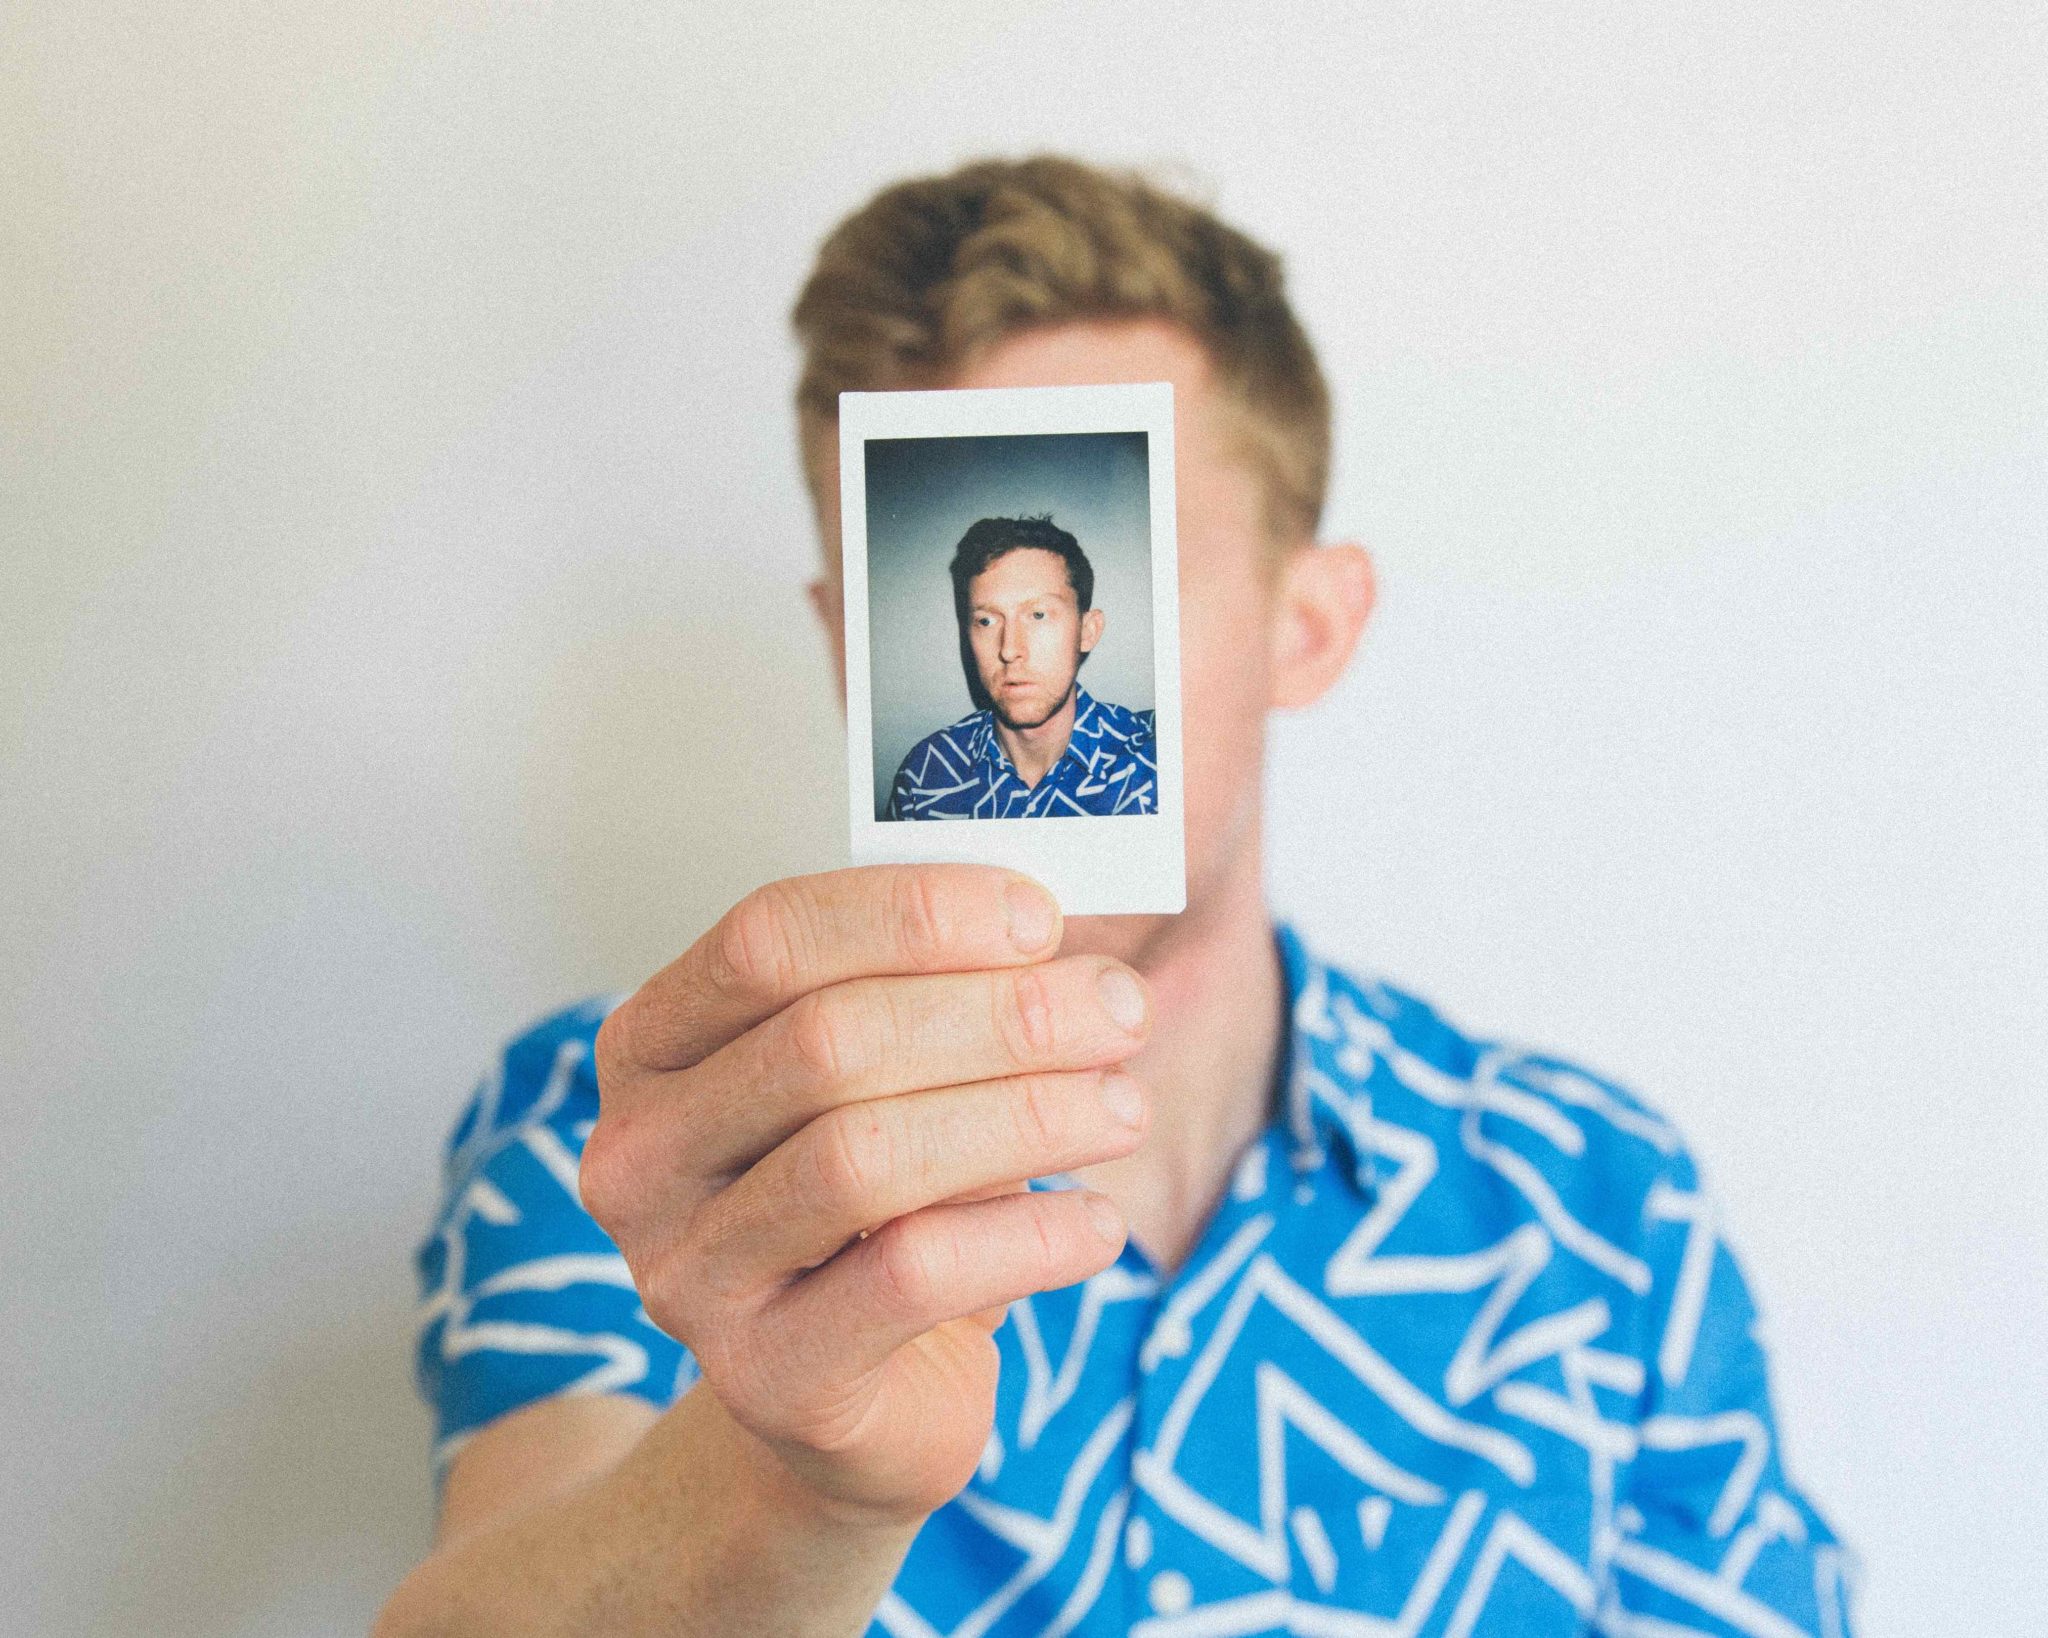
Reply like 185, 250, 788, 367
681, 1382, 930, 1543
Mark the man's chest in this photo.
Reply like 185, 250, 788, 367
977, 752, 1100, 817
869, 1145, 1637, 1637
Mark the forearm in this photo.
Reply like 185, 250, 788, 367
373, 1384, 923, 1638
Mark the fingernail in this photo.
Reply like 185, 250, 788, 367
1083, 1191, 1124, 1241
1102, 1071, 1145, 1128
1097, 966, 1147, 1033
1005, 880, 1058, 952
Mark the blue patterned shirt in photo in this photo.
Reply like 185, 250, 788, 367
413, 923, 1855, 1636
886, 684, 1157, 820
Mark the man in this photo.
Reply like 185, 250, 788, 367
377, 156, 1854, 1636
887, 513, 1158, 820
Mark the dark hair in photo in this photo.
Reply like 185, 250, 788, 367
948, 514, 1095, 624
947, 514, 1096, 711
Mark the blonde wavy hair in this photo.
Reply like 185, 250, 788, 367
791, 155, 1331, 558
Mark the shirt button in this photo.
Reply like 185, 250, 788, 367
1147, 1569, 1192, 1615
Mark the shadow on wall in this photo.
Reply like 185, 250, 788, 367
88, 1269, 430, 1638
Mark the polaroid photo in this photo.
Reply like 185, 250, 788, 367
838, 382, 1185, 915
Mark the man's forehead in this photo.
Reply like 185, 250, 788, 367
948, 316, 1216, 393
970, 547, 1075, 601
808, 322, 1212, 471
805, 315, 1272, 583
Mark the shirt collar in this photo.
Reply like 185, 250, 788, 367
1274, 920, 1381, 1202
1065, 684, 1108, 768
1030, 923, 1383, 1207
973, 684, 1104, 781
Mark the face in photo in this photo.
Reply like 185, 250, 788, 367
883, 509, 1157, 823
965, 534, 1103, 738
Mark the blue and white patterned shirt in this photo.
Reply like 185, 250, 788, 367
413, 924, 1855, 1636
886, 684, 1158, 819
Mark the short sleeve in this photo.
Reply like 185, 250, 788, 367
1601, 1148, 1859, 1635
411, 996, 698, 1486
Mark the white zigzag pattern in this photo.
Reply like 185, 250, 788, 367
1132, 1249, 1538, 1591
1013, 1262, 1161, 1449
1319, 1102, 1615, 1407
418, 1029, 652, 1472
889, 688, 1158, 820
879, 1397, 1137, 1638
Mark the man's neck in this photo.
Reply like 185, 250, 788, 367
991, 687, 1078, 789
1056, 817, 1286, 1280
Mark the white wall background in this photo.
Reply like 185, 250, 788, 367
4, 3, 2041, 1634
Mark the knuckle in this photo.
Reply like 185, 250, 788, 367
715, 883, 806, 1000
786, 986, 859, 1084
889, 869, 950, 966
870, 1219, 941, 1318
575, 1120, 630, 1232
1013, 1074, 1065, 1157
997, 965, 1057, 1066
592, 999, 641, 1086
638, 1262, 696, 1344
628, 1217, 716, 1340
810, 1103, 891, 1217
1026, 1198, 1063, 1277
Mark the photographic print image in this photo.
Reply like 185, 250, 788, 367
838, 383, 1184, 915
866, 430, 1157, 823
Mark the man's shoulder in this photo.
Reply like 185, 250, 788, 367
1080, 691, 1156, 750
441, 994, 623, 1187
1307, 941, 1698, 1230
894, 709, 990, 778
890, 711, 993, 820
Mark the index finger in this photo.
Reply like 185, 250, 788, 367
610, 863, 1063, 1073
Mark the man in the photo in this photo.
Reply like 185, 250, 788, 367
377, 155, 1853, 1638
885, 513, 1158, 820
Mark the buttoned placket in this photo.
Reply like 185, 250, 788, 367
978, 721, 1100, 814
1021, 948, 1377, 1629
1107, 1112, 1316, 1627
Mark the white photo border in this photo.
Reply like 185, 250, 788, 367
839, 382, 1186, 915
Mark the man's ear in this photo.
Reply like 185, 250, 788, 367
807, 575, 848, 711
1268, 543, 1375, 710
1080, 605, 1106, 654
